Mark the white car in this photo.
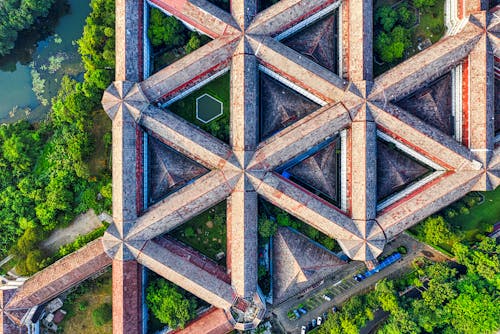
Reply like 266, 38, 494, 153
322, 294, 331, 301
317, 316, 322, 325
301, 325, 307, 334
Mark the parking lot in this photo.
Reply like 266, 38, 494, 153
272, 233, 449, 333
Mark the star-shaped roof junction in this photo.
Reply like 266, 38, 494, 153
4, 1, 499, 334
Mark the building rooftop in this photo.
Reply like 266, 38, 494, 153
2, 1, 498, 333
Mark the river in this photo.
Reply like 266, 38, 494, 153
0, 0, 90, 124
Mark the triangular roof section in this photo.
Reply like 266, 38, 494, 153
259, 68, 324, 140
147, 134, 210, 205
1, 289, 28, 334
279, 6, 339, 74
276, 136, 341, 206
393, 71, 455, 137
376, 130, 444, 211
273, 227, 346, 302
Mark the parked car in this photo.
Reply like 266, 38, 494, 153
307, 321, 313, 330
293, 309, 301, 319
323, 312, 328, 320
317, 316, 322, 325
354, 273, 365, 282
332, 306, 338, 313
312, 319, 317, 327
299, 307, 308, 315
322, 294, 332, 301
301, 325, 307, 334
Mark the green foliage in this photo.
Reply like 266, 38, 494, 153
148, 9, 186, 49
318, 295, 375, 334
413, 0, 437, 11
184, 227, 195, 238
376, 6, 398, 32
0, 0, 114, 263
146, 278, 197, 329
51, 223, 108, 262
321, 237, 500, 334
397, 5, 415, 26
258, 265, 267, 280
92, 303, 112, 326
374, 4, 413, 63
78, 300, 89, 311
258, 217, 277, 238
185, 33, 201, 54
420, 215, 454, 246
0, 0, 56, 56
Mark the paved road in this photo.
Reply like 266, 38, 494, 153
272, 233, 450, 333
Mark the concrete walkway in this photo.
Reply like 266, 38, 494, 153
40, 209, 104, 254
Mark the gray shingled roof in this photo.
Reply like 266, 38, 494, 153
3, 2, 498, 334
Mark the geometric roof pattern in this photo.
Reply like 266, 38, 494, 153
282, 11, 338, 72
376, 138, 434, 202
280, 136, 341, 204
3, 1, 499, 334
273, 227, 346, 303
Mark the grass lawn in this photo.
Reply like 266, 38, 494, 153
169, 201, 227, 263
58, 270, 112, 334
167, 72, 230, 142
413, 0, 446, 45
410, 187, 500, 253
447, 188, 500, 242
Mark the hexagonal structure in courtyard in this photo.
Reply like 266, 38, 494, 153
196, 93, 223, 124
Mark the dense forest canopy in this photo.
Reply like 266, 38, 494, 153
0, 0, 115, 275
0, 0, 56, 56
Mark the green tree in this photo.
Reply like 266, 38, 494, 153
413, 0, 437, 11
185, 34, 201, 54
397, 5, 415, 26
258, 217, 277, 238
421, 215, 453, 246
376, 6, 398, 32
146, 278, 197, 328
148, 9, 186, 49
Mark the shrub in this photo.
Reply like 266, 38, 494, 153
258, 265, 267, 280
445, 209, 457, 219
185, 34, 201, 54
184, 227, 195, 238
397, 5, 415, 26
78, 300, 89, 311
92, 303, 112, 326
465, 196, 477, 208
258, 217, 278, 238
459, 206, 470, 215
413, 0, 437, 10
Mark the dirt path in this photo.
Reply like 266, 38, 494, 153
40, 209, 104, 254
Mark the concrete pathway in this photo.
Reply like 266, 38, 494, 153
40, 209, 104, 254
